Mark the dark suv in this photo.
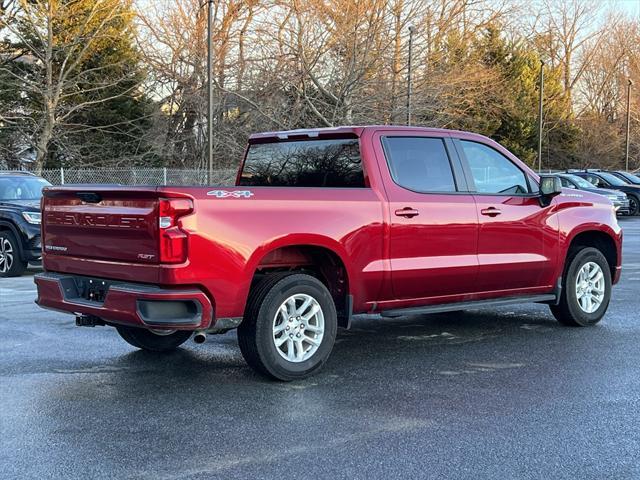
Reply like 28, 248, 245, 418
571, 170, 640, 216
0, 173, 50, 277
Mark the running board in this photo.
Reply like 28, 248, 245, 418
380, 294, 557, 318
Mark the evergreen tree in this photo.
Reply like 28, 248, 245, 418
0, 0, 155, 170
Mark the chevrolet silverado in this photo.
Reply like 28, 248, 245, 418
35, 126, 623, 380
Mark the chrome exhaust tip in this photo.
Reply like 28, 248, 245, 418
193, 331, 207, 344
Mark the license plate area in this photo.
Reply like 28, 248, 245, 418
59, 275, 119, 305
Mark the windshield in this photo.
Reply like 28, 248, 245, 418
564, 174, 594, 189
620, 171, 640, 184
0, 177, 50, 200
598, 172, 627, 186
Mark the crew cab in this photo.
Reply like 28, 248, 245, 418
35, 126, 623, 380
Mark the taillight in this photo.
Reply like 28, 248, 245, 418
158, 198, 193, 263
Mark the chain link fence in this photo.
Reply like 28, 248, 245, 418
0, 167, 237, 186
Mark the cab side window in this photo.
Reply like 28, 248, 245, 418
586, 175, 606, 187
460, 140, 530, 195
382, 137, 457, 193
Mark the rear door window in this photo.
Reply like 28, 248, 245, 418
239, 138, 365, 187
382, 137, 457, 193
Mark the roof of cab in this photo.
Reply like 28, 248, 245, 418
248, 125, 464, 143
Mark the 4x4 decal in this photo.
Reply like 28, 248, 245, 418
207, 190, 254, 198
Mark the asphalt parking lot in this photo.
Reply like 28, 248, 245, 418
1, 217, 640, 480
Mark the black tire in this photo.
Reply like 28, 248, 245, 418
628, 195, 639, 216
237, 273, 337, 381
0, 230, 27, 277
550, 247, 612, 327
115, 325, 192, 352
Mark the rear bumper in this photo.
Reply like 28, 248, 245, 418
34, 272, 213, 330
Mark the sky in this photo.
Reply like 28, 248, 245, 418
608, 0, 640, 17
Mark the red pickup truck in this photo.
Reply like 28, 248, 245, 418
35, 126, 622, 380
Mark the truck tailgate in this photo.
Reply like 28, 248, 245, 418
42, 187, 160, 264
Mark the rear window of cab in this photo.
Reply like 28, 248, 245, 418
239, 139, 366, 188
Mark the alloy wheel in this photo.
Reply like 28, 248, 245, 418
575, 261, 605, 314
0, 238, 14, 273
272, 293, 325, 363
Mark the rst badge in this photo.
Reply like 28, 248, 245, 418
45, 245, 68, 252
207, 190, 254, 198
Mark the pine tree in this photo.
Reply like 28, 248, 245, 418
0, 0, 154, 170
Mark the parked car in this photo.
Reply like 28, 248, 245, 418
570, 170, 640, 216
610, 170, 640, 186
554, 173, 630, 215
0, 172, 50, 277
35, 127, 623, 380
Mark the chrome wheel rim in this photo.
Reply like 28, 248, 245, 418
0, 238, 14, 273
272, 293, 324, 363
575, 262, 605, 314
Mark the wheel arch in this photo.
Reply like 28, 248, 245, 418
244, 236, 354, 327
563, 228, 620, 282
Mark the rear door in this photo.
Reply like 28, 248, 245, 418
42, 187, 160, 264
373, 131, 479, 301
455, 139, 557, 291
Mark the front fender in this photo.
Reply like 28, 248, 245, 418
554, 204, 623, 283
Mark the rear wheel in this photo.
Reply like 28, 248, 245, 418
550, 247, 611, 327
237, 273, 337, 381
0, 230, 26, 277
115, 326, 192, 352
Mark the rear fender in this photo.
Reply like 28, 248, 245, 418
240, 234, 355, 310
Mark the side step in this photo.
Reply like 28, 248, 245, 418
380, 294, 557, 318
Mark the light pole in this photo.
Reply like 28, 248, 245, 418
206, 0, 214, 182
625, 79, 633, 171
406, 25, 416, 126
537, 60, 544, 173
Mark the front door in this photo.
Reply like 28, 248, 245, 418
373, 132, 479, 301
456, 139, 557, 292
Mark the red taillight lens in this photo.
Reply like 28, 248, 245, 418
158, 198, 193, 263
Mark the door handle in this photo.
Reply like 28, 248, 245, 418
480, 207, 502, 217
395, 207, 419, 218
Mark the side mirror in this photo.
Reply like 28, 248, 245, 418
539, 175, 562, 206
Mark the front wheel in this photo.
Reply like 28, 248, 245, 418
0, 231, 27, 277
550, 247, 612, 327
238, 273, 337, 381
116, 326, 192, 352
628, 195, 639, 216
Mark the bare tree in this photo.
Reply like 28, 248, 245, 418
534, 0, 606, 109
